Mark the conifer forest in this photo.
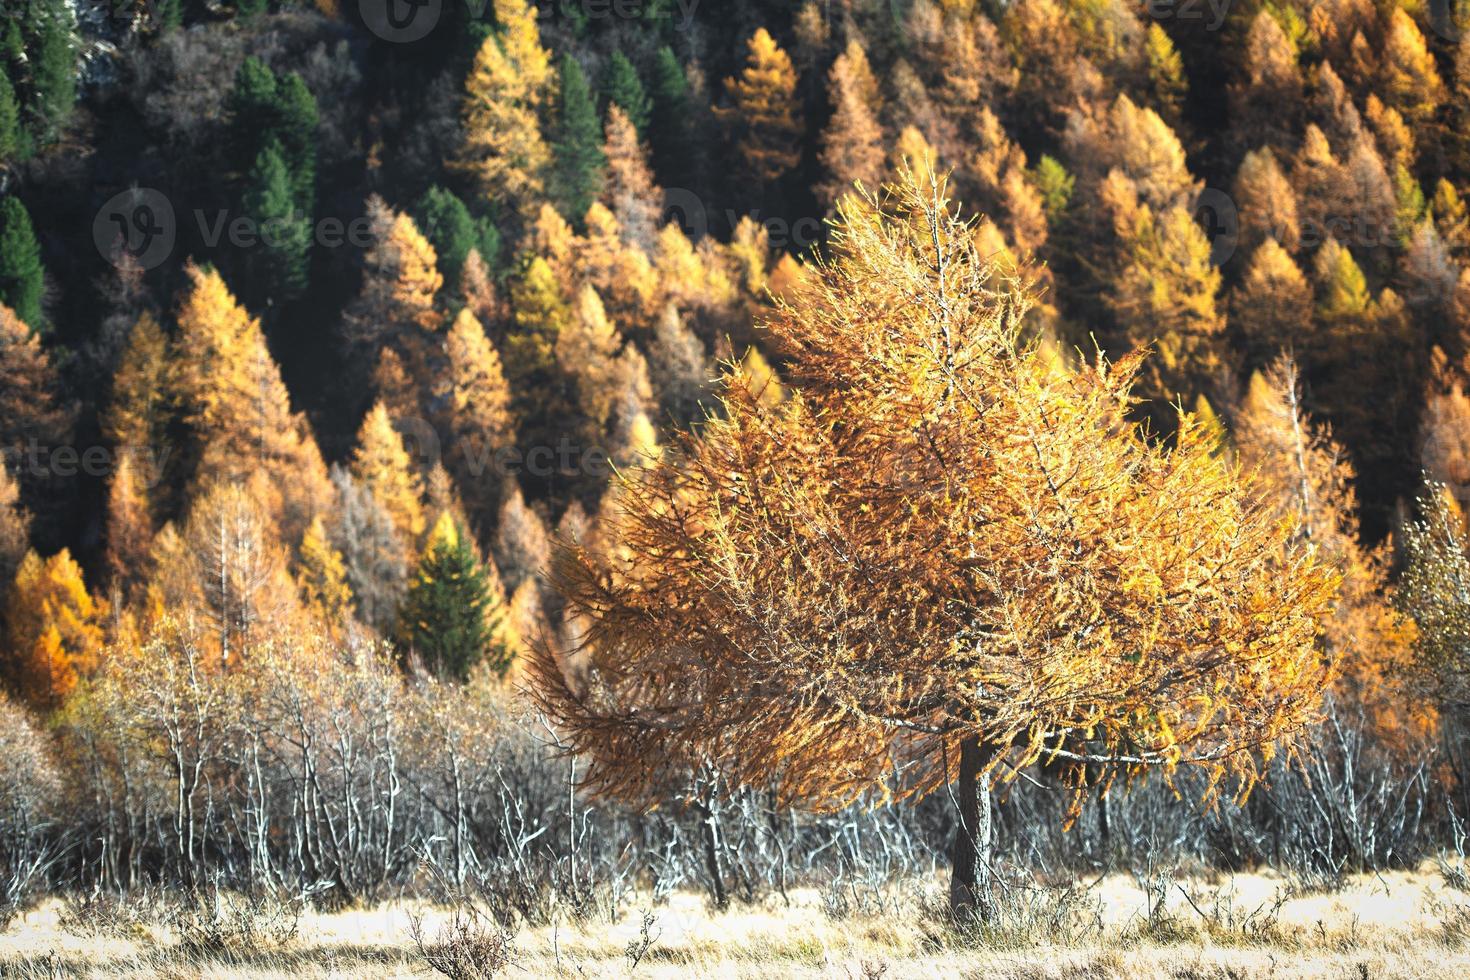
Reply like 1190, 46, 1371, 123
4, 0, 1470, 976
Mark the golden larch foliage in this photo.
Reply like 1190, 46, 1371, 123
459, 0, 554, 216
443, 308, 516, 526
171, 263, 331, 545
601, 105, 660, 252
818, 39, 886, 208
386, 211, 444, 332
531, 166, 1338, 818
296, 514, 354, 632
0, 464, 28, 585
3, 549, 106, 712
719, 28, 803, 182
1234, 359, 1429, 750
350, 401, 426, 553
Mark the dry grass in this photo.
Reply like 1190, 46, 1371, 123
2, 868, 1469, 978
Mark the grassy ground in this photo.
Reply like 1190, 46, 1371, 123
3, 867, 1469, 977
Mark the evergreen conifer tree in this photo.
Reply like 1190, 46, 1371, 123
397, 512, 509, 680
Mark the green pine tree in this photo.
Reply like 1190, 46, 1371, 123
156, 0, 183, 32
237, 0, 269, 19
417, 185, 482, 287
0, 67, 20, 164
229, 60, 318, 215
0, 197, 44, 330
550, 55, 606, 227
649, 46, 692, 186
604, 51, 652, 136
243, 142, 311, 301
276, 73, 319, 214
396, 515, 510, 681
31, 0, 75, 142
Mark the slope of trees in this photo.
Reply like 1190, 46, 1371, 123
1, 0, 1470, 926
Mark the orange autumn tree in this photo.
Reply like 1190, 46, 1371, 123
3, 548, 106, 711
531, 168, 1339, 919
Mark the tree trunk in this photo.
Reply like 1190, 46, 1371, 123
948, 736, 996, 921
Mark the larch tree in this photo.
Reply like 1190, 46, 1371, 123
649, 302, 711, 427
3, 548, 105, 712
169, 480, 301, 668
965, 107, 1048, 255
0, 464, 29, 587
1106, 190, 1230, 408
342, 199, 445, 394
1451, 35, 1470, 174
171, 263, 331, 545
600, 105, 660, 253
459, 0, 554, 219
295, 514, 353, 632
460, 248, 502, 328
0, 303, 70, 521
350, 401, 426, 555
327, 466, 408, 636
529, 169, 1339, 919
1380, 7, 1444, 130
1229, 10, 1304, 154
1234, 359, 1425, 748
1231, 239, 1314, 369
1144, 23, 1187, 133
505, 255, 572, 428
818, 39, 886, 209
718, 28, 803, 184
558, 285, 624, 450
1364, 94, 1415, 174
441, 307, 516, 529
493, 485, 549, 595
1232, 148, 1300, 258
1430, 178, 1469, 252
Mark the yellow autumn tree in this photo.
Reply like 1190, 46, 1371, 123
531, 168, 1339, 919
171, 263, 331, 544
0, 464, 28, 586
351, 401, 426, 553
103, 312, 171, 586
818, 39, 885, 208
601, 104, 660, 252
719, 28, 803, 183
158, 480, 303, 667
342, 199, 445, 399
1234, 359, 1428, 750
295, 514, 353, 632
442, 307, 516, 528
459, 0, 554, 217
3, 549, 106, 711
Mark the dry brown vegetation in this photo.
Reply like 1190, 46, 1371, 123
4, 870, 1470, 978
